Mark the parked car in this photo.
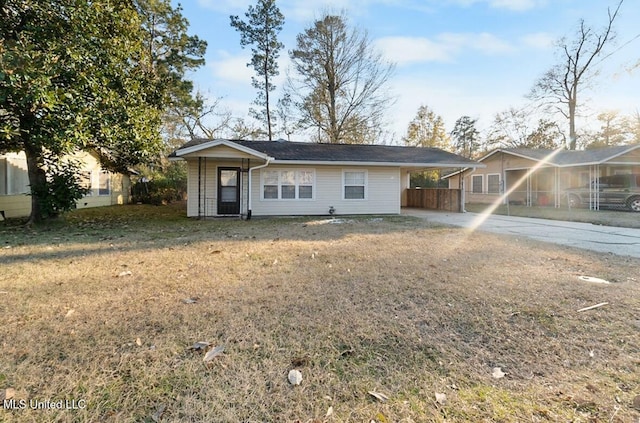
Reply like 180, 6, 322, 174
565, 174, 640, 212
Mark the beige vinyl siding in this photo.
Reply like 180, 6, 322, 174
186, 159, 245, 217
1, 151, 127, 218
0, 195, 31, 218
252, 165, 400, 216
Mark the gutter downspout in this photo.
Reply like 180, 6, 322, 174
246, 157, 272, 220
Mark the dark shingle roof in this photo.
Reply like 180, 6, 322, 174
501, 144, 640, 166
172, 138, 481, 167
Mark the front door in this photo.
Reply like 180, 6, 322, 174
218, 168, 240, 215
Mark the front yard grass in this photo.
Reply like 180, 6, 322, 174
1, 203, 639, 422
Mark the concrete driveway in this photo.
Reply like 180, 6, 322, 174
403, 208, 640, 258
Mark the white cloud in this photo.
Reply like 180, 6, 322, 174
487, 0, 545, 12
376, 32, 514, 66
375, 37, 454, 65
209, 51, 254, 84
439, 32, 514, 55
209, 50, 292, 87
197, 0, 435, 22
196, 0, 250, 13
445, 0, 546, 12
521, 32, 556, 50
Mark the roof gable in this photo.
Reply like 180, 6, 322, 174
173, 139, 271, 160
478, 144, 640, 167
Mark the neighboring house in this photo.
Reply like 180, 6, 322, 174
169, 138, 481, 218
444, 144, 640, 208
0, 151, 132, 219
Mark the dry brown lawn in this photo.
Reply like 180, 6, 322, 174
1, 203, 639, 422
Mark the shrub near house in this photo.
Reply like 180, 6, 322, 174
0, 151, 131, 218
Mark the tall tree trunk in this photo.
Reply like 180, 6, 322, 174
265, 63, 272, 141
24, 142, 46, 225
569, 94, 577, 150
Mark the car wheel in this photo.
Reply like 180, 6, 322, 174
568, 194, 581, 209
627, 196, 640, 212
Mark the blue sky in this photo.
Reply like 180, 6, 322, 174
176, 0, 640, 143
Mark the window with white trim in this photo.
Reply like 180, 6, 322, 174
487, 174, 501, 194
78, 171, 92, 196
0, 157, 30, 195
261, 169, 315, 200
98, 171, 110, 196
471, 175, 483, 194
343, 170, 366, 200
0, 158, 7, 195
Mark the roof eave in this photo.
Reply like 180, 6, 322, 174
174, 139, 272, 161
268, 159, 484, 168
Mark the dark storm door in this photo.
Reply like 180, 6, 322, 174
217, 168, 240, 215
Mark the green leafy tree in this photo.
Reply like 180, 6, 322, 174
137, 0, 206, 151
402, 105, 450, 188
583, 110, 630, 149
288, 13, 395, 144
451, 116, 480, 158
0, 0, 204, 223
230, 0, 284, 141
402, 105, 450, 150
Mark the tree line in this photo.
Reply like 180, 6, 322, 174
1, 0, 636, 222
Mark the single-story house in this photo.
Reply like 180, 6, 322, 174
443, 144, 640, 208
0, 150, 132, 219
169, 138, 482, 218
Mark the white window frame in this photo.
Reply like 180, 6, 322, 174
0, 158, 7, 196
471, 174, 483, 194
0, 156, 30, 195
98, 170, 111, 196
487, 173, 501, 194
342, 169, 367, 200
79, 170, 93, 196
260, 168, 316, 201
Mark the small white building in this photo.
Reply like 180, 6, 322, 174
170, 139, 481, 218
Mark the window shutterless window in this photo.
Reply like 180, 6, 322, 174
487, 174, 500, 194
471, 175, 483, 194
98, 171, 110, 196
261, 169, 315, 200
343, 170, 366, 200
79, 171, 92, 196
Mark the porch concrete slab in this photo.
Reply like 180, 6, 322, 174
402, 208, 640, 258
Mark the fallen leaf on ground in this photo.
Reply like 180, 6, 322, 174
203, 345, 225, 362
191, 341, 210, 351
288, 369, 303, 385
492, 367, 505, 379
1, 388, 16, 401
151, 404, 166, 422
435, 392, 447, 405
368, 391, 389, 402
